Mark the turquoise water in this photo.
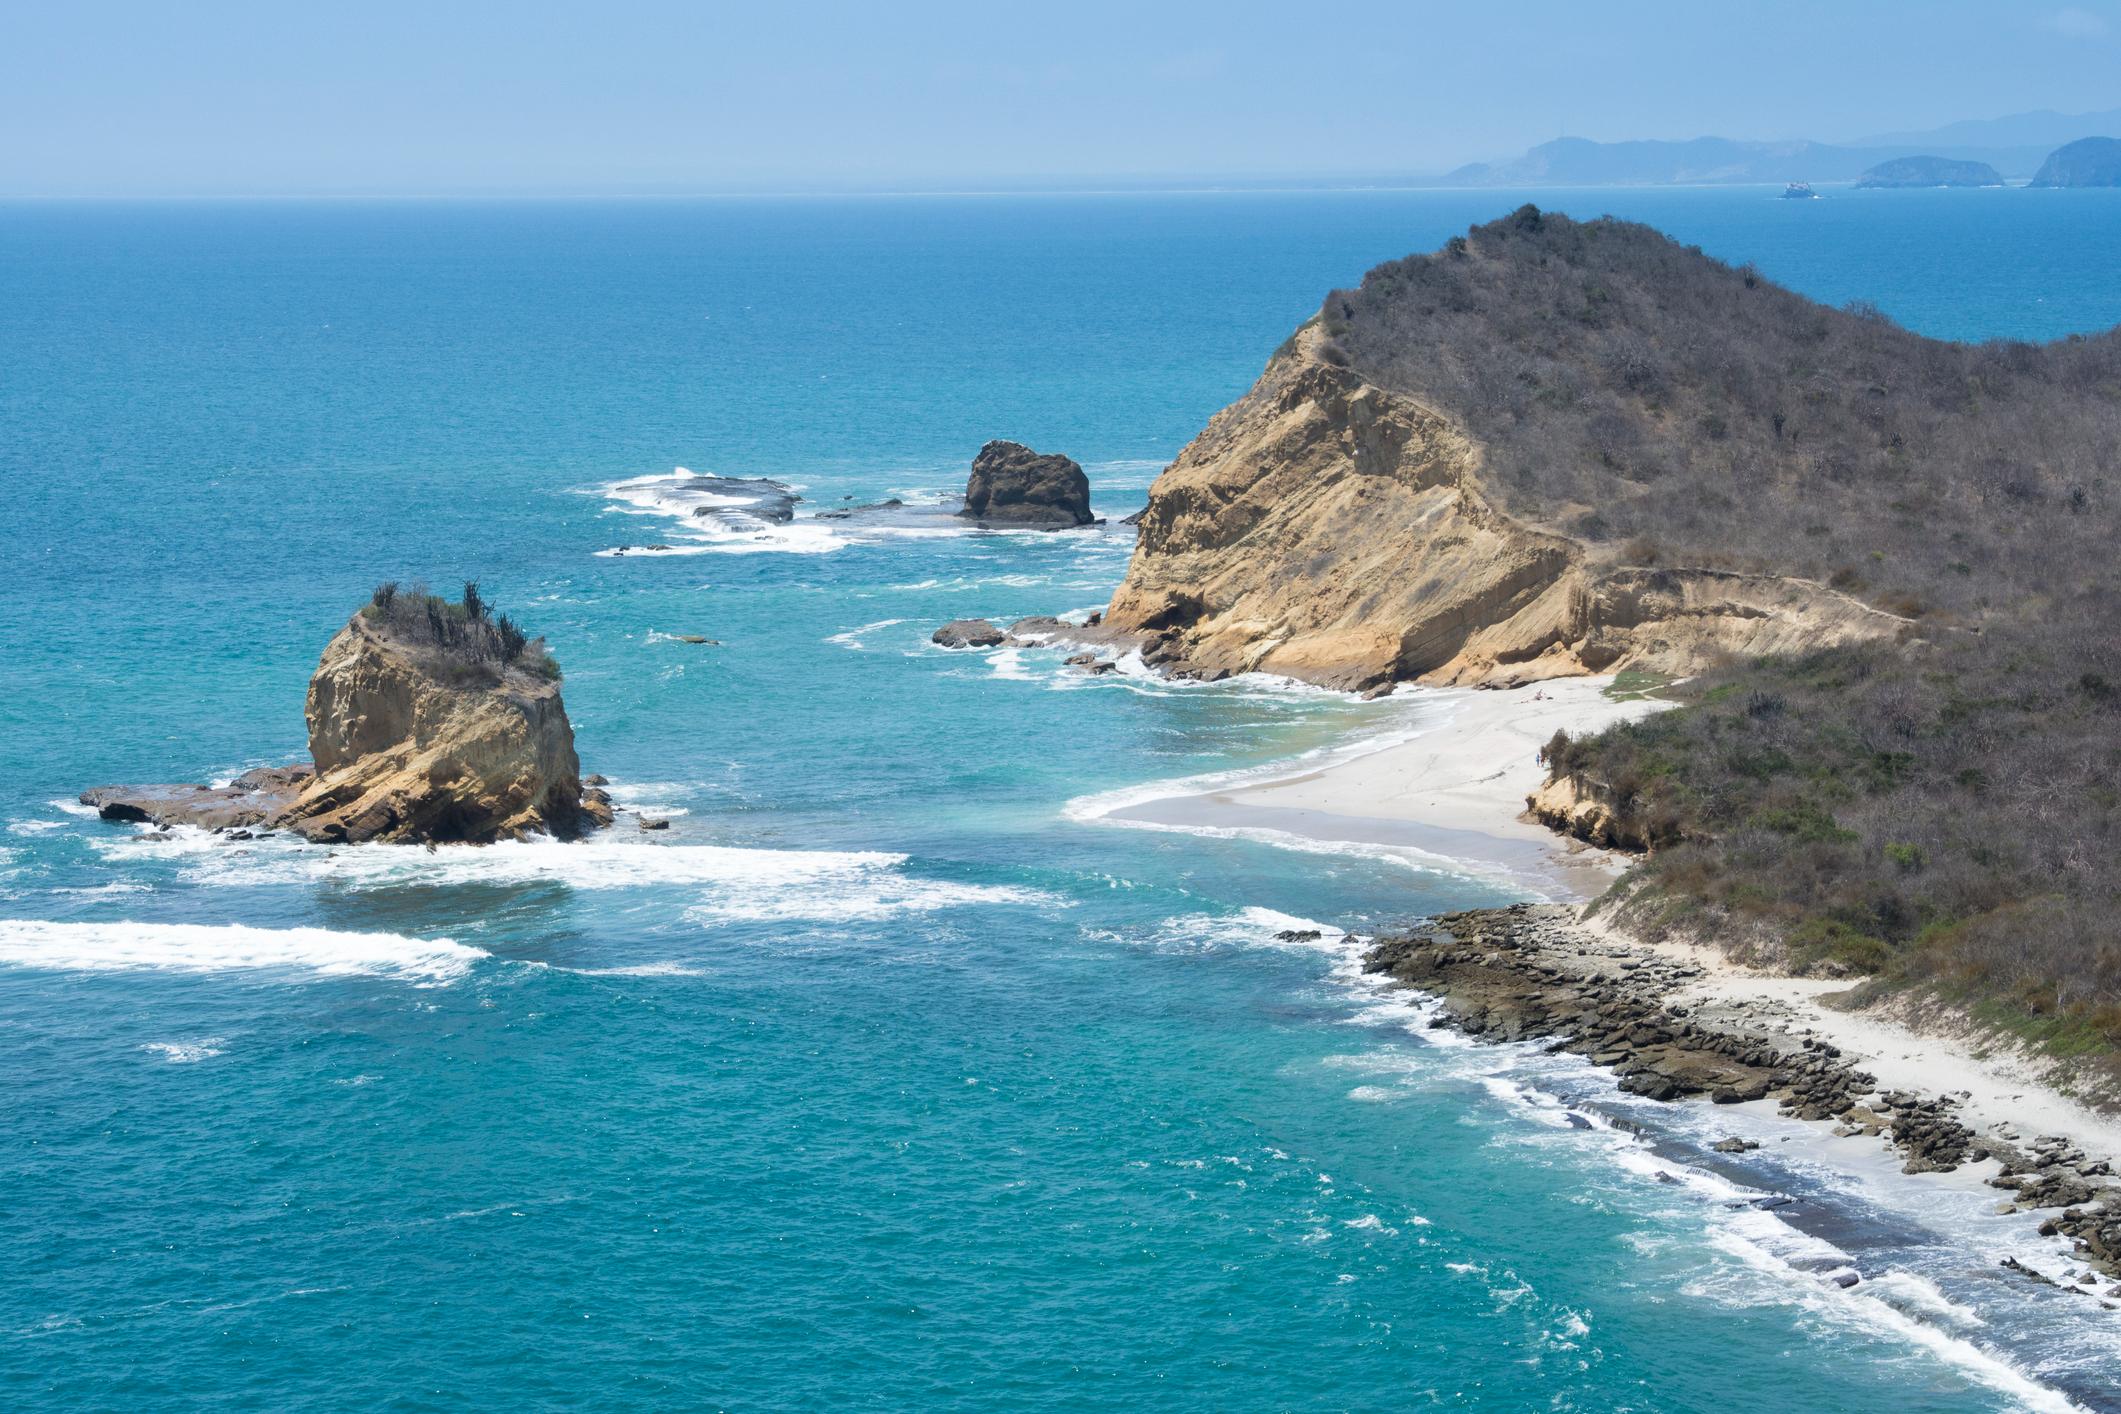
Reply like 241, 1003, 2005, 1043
5, 189, 2121, 1411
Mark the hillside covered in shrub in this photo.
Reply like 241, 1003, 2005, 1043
1328, 207, 2121, 624
1339, 210, 2121, 1052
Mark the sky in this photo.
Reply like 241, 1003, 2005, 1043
4, 1, 2120, 194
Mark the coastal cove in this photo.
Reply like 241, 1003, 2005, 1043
6, 191, 2121, 1411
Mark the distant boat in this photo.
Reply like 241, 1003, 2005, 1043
1781, 181, 1818, 200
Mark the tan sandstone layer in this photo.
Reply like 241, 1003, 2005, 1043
85, 610, 610, 845
1104, 322, 1908, 691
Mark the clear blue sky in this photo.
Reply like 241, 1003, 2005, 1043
5, 1, 2119, 194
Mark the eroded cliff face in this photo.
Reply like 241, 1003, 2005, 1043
280, 615, 610, 844
1104, 324, 1904, 690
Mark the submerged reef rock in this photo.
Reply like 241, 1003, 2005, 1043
85, 586, 610, 845
958, 440, 1096, 528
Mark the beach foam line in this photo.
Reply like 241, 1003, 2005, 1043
0, 919, 487, 985
1363, 987, 2108, 1411
1135, 902, 2103, 1409
1062, 690, 1457, 827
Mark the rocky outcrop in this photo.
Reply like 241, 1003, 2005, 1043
84, 601, 610, 845
82, 766, 314, 834
1525, 774, 1652, 852
959, 441, 1095, 527
931, 619, 1007, 649
2030, 137, 2121, 188
278, 614, 609, 843
1103, 323, 1905, 690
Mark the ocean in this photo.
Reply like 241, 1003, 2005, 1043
4, 187, 2120, 1411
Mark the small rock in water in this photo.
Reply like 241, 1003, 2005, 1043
638, 817, 671, 832
674, 635, 720, 645
932, 619, 1006, 649
1711, 1137, 1760, 1154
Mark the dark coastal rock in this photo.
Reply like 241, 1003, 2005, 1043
638, 816, 670, 832
1360, 903, 2121, 1277
959, 441, 1096, 528
1001, 616, 1076, 646
816, 497, 904, 521
684, 473, 799, 524
82, 765, 314, 832
931, 619, 1007, 649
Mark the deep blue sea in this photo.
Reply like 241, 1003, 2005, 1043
5, 187, 2121, 1412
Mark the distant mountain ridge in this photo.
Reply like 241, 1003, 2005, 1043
1852, 106, 2121, 150
1443, 135, 2053, 187
1439, 109, 2121, 186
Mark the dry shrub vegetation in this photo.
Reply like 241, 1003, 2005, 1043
360, 581, 562, 683
1331, 208, 2121, 1052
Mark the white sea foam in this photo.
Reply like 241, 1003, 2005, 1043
823, 618, 907, 650
595, 468, 850, 556
142, 1038, 226, 1063
1062, 692, 1453, 827
593, 467, 1036, 558
562, 962, 707, 977
8, 820, 65, 836
1124, 901, 2102, 1410
87, 831, 1057, 927
684, 871, 1056, 925
0, 920, 486, 985
47, 799, 99, 819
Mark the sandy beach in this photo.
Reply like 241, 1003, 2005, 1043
1106, 672, 2121, 1195
1108, 676, 1668, 899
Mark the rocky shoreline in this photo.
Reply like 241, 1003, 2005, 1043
1362, 903, 2121, 1294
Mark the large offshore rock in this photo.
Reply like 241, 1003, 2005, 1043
958, 441, 1095, 527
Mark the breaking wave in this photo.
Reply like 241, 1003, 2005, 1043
0, 919, 486, 985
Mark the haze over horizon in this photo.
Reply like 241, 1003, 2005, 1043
7, 1, 2121, 195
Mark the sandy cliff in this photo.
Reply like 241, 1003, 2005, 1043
278, 614, 607, 843
1104, 322, 1905, 690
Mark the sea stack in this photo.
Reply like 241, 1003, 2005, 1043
83, 584, 612, 844
958, 440, 1096, 527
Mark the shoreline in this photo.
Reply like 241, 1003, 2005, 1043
1088, 675, 2121, 1297
1094, 677, 1669, 900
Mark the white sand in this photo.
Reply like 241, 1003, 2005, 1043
1111, 676, 1668, 899
1214, 677, 1663, 855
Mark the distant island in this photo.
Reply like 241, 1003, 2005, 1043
2030, 136, 2121, 187
1854, 155, 2004, 188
